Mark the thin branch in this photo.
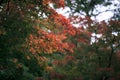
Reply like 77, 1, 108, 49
6, 0, 10, 14
108, 36, 115, 67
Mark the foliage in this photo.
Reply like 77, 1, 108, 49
0, 0, 67, 80
65, 0, 113, 16
0, 0, 120, 80
51, 17, 120, 80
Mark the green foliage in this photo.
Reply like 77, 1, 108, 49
0, 0, 45, 80
65, 0, 109, 16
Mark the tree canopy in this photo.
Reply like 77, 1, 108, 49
0, 0, 120, 80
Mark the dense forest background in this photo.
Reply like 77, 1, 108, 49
0, 0, 120, 80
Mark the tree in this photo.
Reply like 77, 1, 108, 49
51, 0, 120, 80
65, 0, 114, 17
0, 0, 73, 80
1, 0, 120, 80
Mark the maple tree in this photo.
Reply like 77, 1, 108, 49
0, 0, 69, 80
48, 1, 120, 80
0, 0, 83, 80
0, 0, 120, 80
